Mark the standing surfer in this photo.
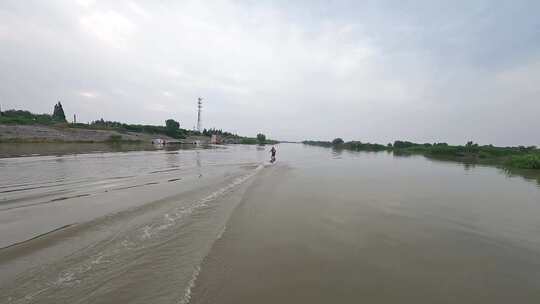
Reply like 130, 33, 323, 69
270, 146, 276, 163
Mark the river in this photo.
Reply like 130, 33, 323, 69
1, 143, 539, 303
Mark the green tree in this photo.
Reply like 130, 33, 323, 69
332, 138, 344, 146
393, 140, 416, 149
165, 119, 180, 138
257, 133, 266, 144
465, 141, 479, 153
52, 102, 66, 122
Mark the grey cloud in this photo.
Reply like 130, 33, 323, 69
1, 0, 539, 145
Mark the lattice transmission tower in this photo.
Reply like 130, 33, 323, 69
197, 97, 203, 132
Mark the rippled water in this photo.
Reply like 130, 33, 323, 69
1, 144, 540, 303
0, 145, 266, 303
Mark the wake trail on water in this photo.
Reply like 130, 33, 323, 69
1, 164, 264, 304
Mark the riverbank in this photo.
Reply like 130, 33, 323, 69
0, 108, 277, 145
0, 124, 279, 147
0, 124, 170, 143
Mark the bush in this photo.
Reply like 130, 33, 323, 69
240, 137, 258, 144
507, 154, 540, 169
0, 110, 54, 125
257, 133, 266, 144
107, 135, 122, 142
345, 141, 388, 151
428, 146, 460, 155
303, 140, 332, 147
393, 140, 416, 149
165, 119, 181, 138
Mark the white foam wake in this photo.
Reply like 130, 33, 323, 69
138, 164, 262, 241
178, 266, 201, 304
176, 165, 263, 304
16, 165, 263, 303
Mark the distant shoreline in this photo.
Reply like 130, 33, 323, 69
0, 124, 278, 146
303, 140, 540, 170
0, 108, 277, 145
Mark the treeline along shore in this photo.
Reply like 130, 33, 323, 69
0, 105, 277, 145
303, 138, 540, 170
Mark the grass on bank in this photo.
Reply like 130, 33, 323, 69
507, 154, 540, 169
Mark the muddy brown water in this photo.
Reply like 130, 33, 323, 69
1, 144, 539, 303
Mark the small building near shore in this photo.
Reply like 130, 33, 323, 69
183, 136, 210, 145
152, 138, 165, 145
210, 134, 222, 144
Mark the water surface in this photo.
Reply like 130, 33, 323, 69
1, 144, 539, 303
191, 144, 540, 304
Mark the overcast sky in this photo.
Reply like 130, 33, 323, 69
1, 0, 539, 145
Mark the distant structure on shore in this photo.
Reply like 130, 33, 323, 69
197, 97, 203, 132
210, 134, 222, 144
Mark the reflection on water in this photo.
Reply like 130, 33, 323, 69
0, 142, 216, 158
462, 162, 473, 170
392, 149, 414, 157
422, 153, 540, 187
501, 166, 540, 187
196, 150, 202, 178
331, 147, 343, 159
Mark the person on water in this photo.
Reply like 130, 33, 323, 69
270, 146, 276, 163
